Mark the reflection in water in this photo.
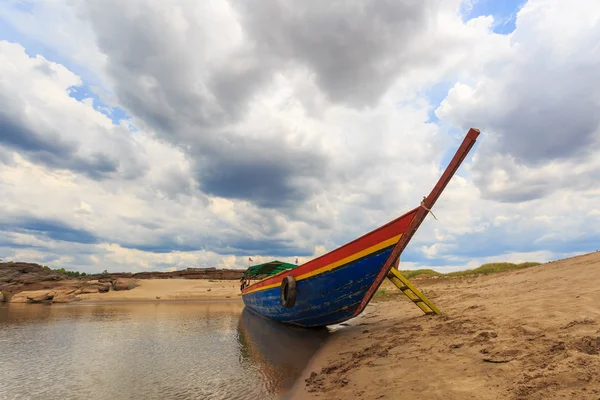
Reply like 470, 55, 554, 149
237, 309, 329, 395
0, 302, 328, 400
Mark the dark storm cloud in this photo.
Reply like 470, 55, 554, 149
0, 113, 72, 156
0, 114, 122, 179
221, 238, 313, 257
195, 135, 327, 208
494, 80, 600, 162
121, 234, 311, 257
79, 0, 436, 208
81, 0, 321, 207
123, 241, 203, 254
439, 43, 600, 203
467, 66, 600, 165
403, 224, 600, 266
232, 0, 435, 107
0, 217, 99, 244
0, 94, 133, 180
83, 1, 271, 132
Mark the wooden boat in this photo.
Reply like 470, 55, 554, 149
241, 128, 480, 327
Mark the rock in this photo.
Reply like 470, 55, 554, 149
0, 262, 67, 289
112, 278, 138, 291
52, 294, 79, 303
27, 291, 52, 303
9, 294, 29, 303
0, 291, 4, 302
10, 290, 53, 303
75, 287, 99, 294
47, 289, 77, 298
97, 283, 111, 293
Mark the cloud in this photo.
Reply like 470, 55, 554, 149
0, 217, 99, 245
76, 0, 332, 208
1, 0, 599, 274
0, 41, 148, 180
436, 0, 600, 202
75, 0, 472, 209
231, 0, 443, 107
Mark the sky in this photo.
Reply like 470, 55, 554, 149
0, 0, 599, 273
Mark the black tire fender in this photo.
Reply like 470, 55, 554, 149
280, 275, 297, 308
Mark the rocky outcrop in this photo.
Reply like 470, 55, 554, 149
10, 288, 82, 304
1, 262, 140, 304
10, 290, 53, 304
27, 291, 52, 303
52, 294, 79, 303
112, 278, 138, 291
1, 261, 244, 304
86, 269, 244, 281
7, 281, 133, 304
0, 262, 66, 291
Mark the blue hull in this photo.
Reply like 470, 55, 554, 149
242, 246, 393, 327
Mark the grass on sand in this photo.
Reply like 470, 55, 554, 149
400, 261, 541, 279
374, 261, 542, 299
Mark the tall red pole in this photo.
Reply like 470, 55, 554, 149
355, 128, 481, 315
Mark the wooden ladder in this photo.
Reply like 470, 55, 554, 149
387, 267, 442, 315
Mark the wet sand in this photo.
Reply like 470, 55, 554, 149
290, 251, 600, 400
79, 279, 242, 302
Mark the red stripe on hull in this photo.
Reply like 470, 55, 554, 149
242, 207, 419, 294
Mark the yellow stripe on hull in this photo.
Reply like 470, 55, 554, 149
243, 234, 402, 295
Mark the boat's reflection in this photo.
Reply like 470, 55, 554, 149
237, 307, 329, 393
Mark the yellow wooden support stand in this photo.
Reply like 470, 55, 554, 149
387, 267, 442, 315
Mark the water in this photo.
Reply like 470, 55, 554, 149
0, 302, 328, 400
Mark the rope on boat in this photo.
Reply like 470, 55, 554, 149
421, 197, 438, 220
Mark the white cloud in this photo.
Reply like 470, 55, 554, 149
437, 0, 600, 201
1, 0, 599, 274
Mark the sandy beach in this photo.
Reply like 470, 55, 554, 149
78, 279, 242, 302
289, 251, 600, 400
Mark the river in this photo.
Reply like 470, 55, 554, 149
0, 302, 329, 400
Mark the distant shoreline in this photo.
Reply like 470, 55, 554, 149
2, 277, 243, 304
78, 278, 242, 302
48, 298, 245, 305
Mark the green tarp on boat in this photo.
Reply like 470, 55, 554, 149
243, 260, 298, 280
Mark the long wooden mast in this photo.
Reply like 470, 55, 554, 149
356, 128, 481, 314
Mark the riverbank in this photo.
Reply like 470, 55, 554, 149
290, 251, 600, 400
1, 262, 244, 303
78, 279, 241, 302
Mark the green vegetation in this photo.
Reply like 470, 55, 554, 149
21, 262, 112, 277
53, 268, 88, 278
395, 262, 542, 280
398, 269, 443, 279
38, 264, 88, 278
374, 287, 400, 301
446, 262, 541, 277
374, 261, 542, 300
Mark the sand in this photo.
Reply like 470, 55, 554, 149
289, 251, 600, 400
78, 279, 242, 302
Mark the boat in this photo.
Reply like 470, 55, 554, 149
240, 128, 480, 327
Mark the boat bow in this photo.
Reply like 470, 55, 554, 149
241, 128, 481, 327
